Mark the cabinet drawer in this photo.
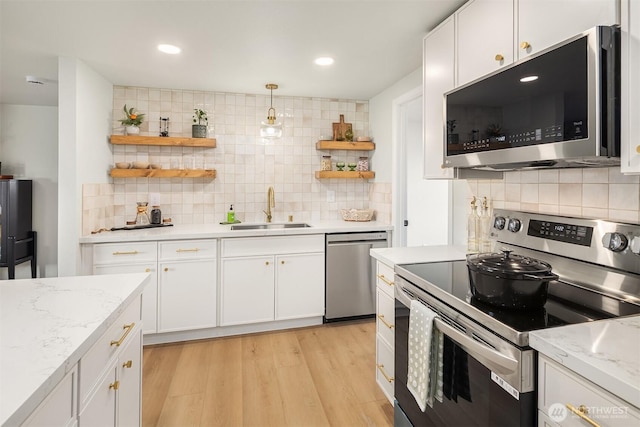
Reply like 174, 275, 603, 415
376, 289, 395, 347
376, 261, 395, 298
93, 242, 157, 265
222, 234, 324, 257
539, 355, 640, 427
23, 366, 77, 427
376, 335, 394, 404
159, 239, 216, 261
79, 295, 141, 407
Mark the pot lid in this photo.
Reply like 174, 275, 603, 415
467, 250, 553, 275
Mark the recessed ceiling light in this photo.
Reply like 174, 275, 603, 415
158, 44, 181, 54
520, 75, 538, 83
314, 57, 334, 66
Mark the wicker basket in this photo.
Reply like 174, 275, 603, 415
340, 208, 374, 222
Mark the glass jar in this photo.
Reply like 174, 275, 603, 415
321, 155, 332, 171
150, 206, 162, 224
357, 156, 369, 171
135, 202, 150, 225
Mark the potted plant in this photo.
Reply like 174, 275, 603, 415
192, 108, 208, 138
120, 105, 145, 135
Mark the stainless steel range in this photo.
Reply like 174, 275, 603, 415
394, 209, 640, 427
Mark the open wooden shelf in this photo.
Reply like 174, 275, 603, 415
110, 168, 216, 178
315, 171, 375, 179
110, 135, 216, 147
316, 140, 375, 151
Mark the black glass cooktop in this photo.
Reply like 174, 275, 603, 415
397, 261, 622, 335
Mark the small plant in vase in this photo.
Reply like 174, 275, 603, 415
120, 105, 145, 135
192, 109, 208, 138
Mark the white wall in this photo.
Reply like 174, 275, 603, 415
58, 57, 113, 276
0, 104, 58, 277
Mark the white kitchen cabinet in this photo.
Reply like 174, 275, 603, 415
275, 253, 324, 320
622, 0, 640, 173
22, 366, 77, 427
517, 0, 618, 60
158, 240, 217, 333
93, 242, 158, 334
78, 295, 142, 427
538, 354, 640, 427
423, 16, 456, 179
375, 260, 395, 404
456, 0, 514, 87
220, 235, 325, 327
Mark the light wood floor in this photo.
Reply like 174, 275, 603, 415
142, 319, 394, 427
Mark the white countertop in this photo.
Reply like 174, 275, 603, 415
0, 273, 150, 426
79, 220, 393, 244
370, 244, 467, 266
530, 315, 640, 408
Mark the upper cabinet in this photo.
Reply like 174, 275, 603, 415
423, 16, 456, 179
621, 0, 640, 173
457, 0, 514, 87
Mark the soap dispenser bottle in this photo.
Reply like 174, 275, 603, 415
467, 197, 479, 253
227, 205, 235, 223
479, 196, 492, 253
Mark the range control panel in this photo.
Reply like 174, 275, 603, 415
527, 219, 593, 247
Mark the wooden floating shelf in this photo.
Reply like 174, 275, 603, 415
110, 169, 217, 178
315, 171, 375, 179
316, 140, 375, 151
110, 135, 216, 147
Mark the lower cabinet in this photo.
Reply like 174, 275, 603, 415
375, 259, 395, 404
220, 235, 325, 327
22, 366, 78, 427
538, 354, 640, 427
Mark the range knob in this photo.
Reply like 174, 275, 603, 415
602, 232, 629, 252
494, 216, 506, 230
507, 218, 522, 233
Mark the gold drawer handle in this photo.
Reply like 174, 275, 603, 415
495, 54, 504, 61
123, 360, 133, 369
520, 41, 531, 49
566, 404, 600, 427
109, 381, 120, 391
110, 323, 135, 347
376, 364, 394, 383
377, 274, 394, 287
113, 250, 138, 255
377, 314, 394, 329
636, 145, 640, 154
176, 248, 199, 253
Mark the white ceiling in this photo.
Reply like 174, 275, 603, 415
0, 0, 466, 106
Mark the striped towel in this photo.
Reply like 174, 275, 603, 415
407, 300, 444, 411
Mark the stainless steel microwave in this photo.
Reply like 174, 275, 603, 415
443, 26, 620, 171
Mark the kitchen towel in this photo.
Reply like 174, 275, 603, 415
407, 299, 444, 411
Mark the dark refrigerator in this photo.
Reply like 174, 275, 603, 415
0, 179, 37, 279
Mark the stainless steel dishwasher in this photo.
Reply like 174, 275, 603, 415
325, 231, 390, 321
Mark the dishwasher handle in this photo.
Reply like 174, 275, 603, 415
326, 232, 389, 244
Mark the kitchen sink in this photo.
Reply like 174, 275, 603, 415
230, 222, 311, 230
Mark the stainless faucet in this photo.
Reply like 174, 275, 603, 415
264, 186, 275, 222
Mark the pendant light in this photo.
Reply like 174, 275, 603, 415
260, 83, 283, 139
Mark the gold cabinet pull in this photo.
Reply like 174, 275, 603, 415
265, 261, 270, 266
110, 323, 135, 347
176, 248, 199, 253
376, 364, 394, 383
122, 360, 133, 369
377, 274, 394, 287
113, 250, 138, 255
636, 145, 640, 154
520, 41, 531, 49
164, 267, 169, 272
495, 54, 504, 61
145, 268, 151, 273
566, 404, 600, 427
377, 314, 394, 329
109, 381, 120, 391
281, 260, 285, 264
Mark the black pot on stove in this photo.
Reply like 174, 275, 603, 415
467, 250, 559, 310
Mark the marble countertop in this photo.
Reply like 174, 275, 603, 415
530, 315, 640, 408
0, 273, 150, 427
79, 220, 393, 244
370, 244, 467, 266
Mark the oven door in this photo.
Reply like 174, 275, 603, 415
394, 277, 536, 427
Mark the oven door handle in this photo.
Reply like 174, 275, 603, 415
434, 318, 518, 376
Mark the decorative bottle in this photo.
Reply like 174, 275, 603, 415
467, 197, 479, 253
479, 196, 492, 252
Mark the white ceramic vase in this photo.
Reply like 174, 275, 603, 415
125, 125, 140, 135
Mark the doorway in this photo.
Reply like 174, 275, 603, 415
392, 87, 451, 247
